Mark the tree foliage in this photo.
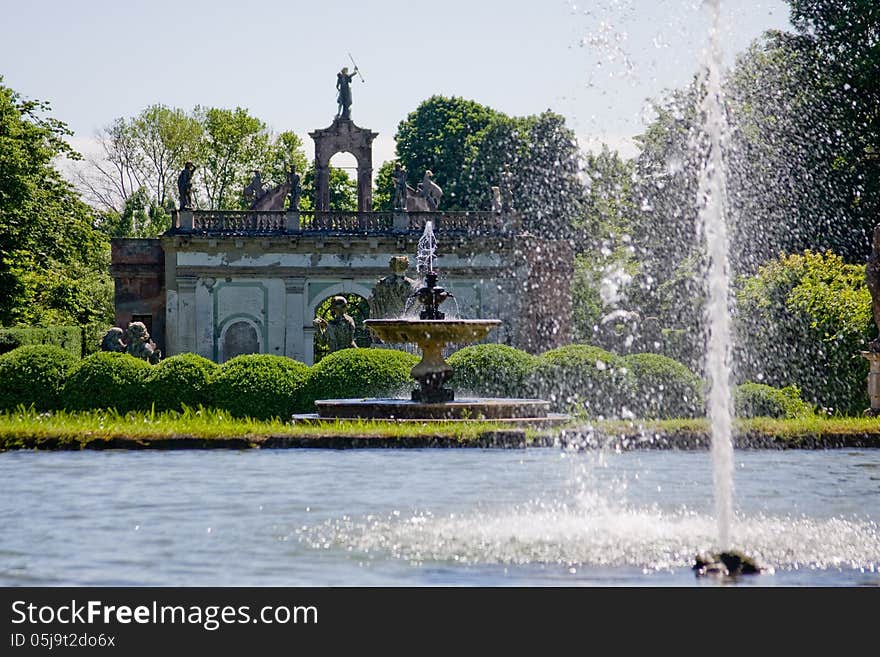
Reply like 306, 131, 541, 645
78, 105, 309, 226
0, 77, 113, 326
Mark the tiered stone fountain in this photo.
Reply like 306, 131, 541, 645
314, 225, 554, 421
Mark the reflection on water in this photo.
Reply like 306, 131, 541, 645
0, 448, 878, 586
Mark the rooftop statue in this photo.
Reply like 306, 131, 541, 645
336, 67, 358, 120
243, 170, 266, 206
177, 161, 196, 210
287, 165, 302, 212
392, 164, 408, 211
405, 170, 443, 212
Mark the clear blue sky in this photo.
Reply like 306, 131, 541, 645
0, 0, 793, 165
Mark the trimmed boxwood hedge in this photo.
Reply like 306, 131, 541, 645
0, 326, 82, 357
0, 345, 79, 411
144, 353, 218, 412
528, 344, 634, 417
447, 344, 537, 397
734, 382, 812, 419
620, 352, 704, 419
61, 352, 152, 412
208, 354, 310, 419
300, 348, 419, 409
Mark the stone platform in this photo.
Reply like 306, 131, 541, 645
312, 397, 556, 421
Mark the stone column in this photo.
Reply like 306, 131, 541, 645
177, 276, 198, 355
303, 326, 316, 366
284, 277, 306, 362
357, 165, 372, 213
316, 165, 330, 212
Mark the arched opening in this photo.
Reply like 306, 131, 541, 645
219, 319, 261, 363
312, 293, 371, 364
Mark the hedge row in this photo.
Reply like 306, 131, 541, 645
0, 323, 112, 358
0, 343, 812, 420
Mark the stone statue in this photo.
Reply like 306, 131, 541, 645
405, 171, 443, 212
243, 170, 266, 206
125, 321, 161, 364
336, 67, 357, 120
287, 165, 302, 211
392, 164, 407, 211
867, 224, 880, 351
100, 327, 126, 353
491, 186, 502, 213
368, 256, 418, 320
313, 296, 357, 352
500, 163, 514, 212
177, 162, 196, 210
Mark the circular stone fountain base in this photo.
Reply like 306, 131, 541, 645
314, 397, 554, 421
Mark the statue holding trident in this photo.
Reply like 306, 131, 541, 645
336, 54, 364, 120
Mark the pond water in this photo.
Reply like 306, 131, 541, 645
1, 448, 878, 586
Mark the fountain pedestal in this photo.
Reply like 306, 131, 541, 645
861, 351, 880, 415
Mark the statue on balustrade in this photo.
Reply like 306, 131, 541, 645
392, 164, 408, 211
243, 170, 266, 206
177, 161, 196, 210
287, 165, 302, 212
313, 296, 358, 353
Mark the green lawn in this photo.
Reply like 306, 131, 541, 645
2, 407, 880, 451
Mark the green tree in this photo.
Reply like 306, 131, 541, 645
299, 164, 358, 212
736, 250, 872, 414
0, 77, 113, 325
372, 160, 397, 212
194, 106, 271, 210
395, 95, 504, 209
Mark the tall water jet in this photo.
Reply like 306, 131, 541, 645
698, 0, 734, 551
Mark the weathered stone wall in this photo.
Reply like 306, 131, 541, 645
109, 239, 166, 351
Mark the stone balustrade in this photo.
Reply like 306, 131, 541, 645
172, 210, 512, 235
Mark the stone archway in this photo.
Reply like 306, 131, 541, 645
309, 118, 378, 213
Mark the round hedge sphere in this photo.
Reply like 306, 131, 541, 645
145, 353, 218, 412
734, 382, 811, 419
208, 354, 310, 420
0, 345, 79, 411
620, 352, 703, 419
301, 348, 419, 409
528, 344, 633, 417
61, 352, 152, 412
447, 344, 537, 397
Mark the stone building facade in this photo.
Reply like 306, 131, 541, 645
110, 224, 572, 364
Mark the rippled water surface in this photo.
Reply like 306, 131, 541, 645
1, 448, 878, 586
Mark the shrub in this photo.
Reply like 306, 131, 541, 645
736, 250, 871, 414
620, 352, 704, 419
0, 345, 79, 411
301, 348, 419, 410
0, 326, 82, 357
61, 352, 152, 412
82, 322, 113, 357
144, 353, 218, 412
734, 382, 812, 419
209, 354, 310, 420
527, 344, 634, 417
447, 344, 538, 397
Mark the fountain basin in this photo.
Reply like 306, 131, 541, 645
365, 319, 502, 403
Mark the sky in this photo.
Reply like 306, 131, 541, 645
0, 0, 794, 172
